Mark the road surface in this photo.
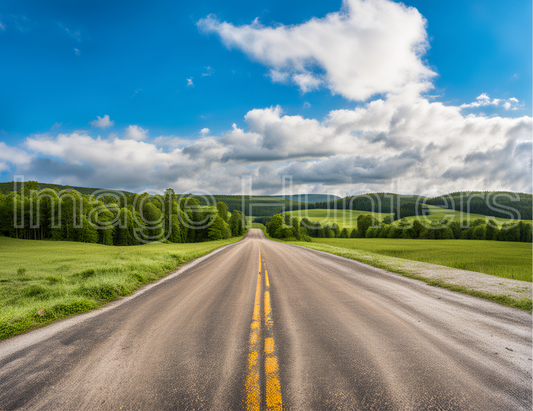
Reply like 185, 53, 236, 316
0, 229, 531, 410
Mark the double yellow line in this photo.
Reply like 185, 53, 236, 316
246, 243, 283, 410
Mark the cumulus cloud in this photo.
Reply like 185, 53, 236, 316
123, 125, 148, 141
0, 142, 33, 164
460, 93, 521, 111
198, 0, 435, 100
90, 115, 114, 129
1, 93, 528, 196
200, 128, 210, 136
187, 78, 194, 87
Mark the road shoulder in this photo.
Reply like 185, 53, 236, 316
280, 240, 532, 311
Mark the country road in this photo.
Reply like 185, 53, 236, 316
0, 229, 531, 410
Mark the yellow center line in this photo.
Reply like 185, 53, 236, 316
264, 277, 282, 410
246, 243, 282, 410
246, 244, 262, 411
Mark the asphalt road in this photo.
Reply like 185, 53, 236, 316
0, 229, 531, 410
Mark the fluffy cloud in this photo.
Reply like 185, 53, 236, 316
198, 0, 435, 100
460, 93, 521, 111
123, 125, 148, 141
0, 142, 33, 164
1, 93, 529, 196
90, 115, 114, 129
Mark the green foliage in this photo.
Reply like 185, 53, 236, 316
229, 210, 245, 237
0, 188, 243, 247
216, 202, 229, 222
426, 191, 532, 221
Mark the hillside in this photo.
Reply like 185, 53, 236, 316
426, 191, 532, 221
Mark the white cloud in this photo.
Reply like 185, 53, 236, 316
303, 102, 311, 108
202, 66, 214, 76
200, 128, 210, 136
0, 142, 33, 164
198, 0, 435, 101
292, 73, 322, 93
460, 93, 521, 111
187, 78, 194, 87
267, 69, 290, 84
74, 48, 81, 56
90, 115, 114, 129
123, 125, 148, 141
1, 93, 530, 196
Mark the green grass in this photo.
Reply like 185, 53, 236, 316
0, 235, 243, 340
406, 205, 531, 226
305, 238, 532, 282
289, 206, 531, 230
291, 209, 392, 229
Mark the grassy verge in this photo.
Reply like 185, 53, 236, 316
0, 235, 243, 340
274, 238, 532, 311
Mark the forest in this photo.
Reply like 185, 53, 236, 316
265, 213, 532, 243
0, 182, 245, 246
425, 192, 533, 221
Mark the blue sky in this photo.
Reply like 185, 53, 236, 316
0, 0, 531, 195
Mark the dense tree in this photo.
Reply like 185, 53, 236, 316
216, 201, 229, 222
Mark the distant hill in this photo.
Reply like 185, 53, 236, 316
274, 194, 340, 203
0, 181, 134, 196
184, 194, 305, 217
426, 191, 532, 221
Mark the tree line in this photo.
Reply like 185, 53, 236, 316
425, 192, 532, 221
264, 213, 532, 243
0, 182, 245, 246
313, 193, 423, 220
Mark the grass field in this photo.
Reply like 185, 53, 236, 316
306, 238, 532, 282
291, 209, 392, 229
288, 206, 530, 230
0, 235, 243, 340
